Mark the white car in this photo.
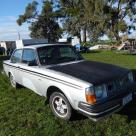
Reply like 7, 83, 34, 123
3, 44, 136, 121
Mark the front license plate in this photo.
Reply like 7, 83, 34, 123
123, 93, 132, 106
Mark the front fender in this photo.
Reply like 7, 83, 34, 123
46, 83, 85, 110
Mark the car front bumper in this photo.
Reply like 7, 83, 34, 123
78, 83, 136, 121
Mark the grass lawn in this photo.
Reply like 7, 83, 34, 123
0, 51, 136, 136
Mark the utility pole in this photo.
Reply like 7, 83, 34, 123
18, 31, 21, 40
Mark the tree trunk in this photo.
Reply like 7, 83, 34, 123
79, 33, 82, 43
114, 32, 120, 42
83, 28, 87, 43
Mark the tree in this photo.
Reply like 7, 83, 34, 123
60, 0, 136, 42
60, 0, 106, 42
103, 0, 136, 41
17, 1, 62, 42
60, 0, 83, 42
17, 0, 136, 42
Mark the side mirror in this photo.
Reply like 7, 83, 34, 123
27, 61, 37, 66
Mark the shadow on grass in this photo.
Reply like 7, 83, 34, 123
71, 112, 87, 121
119, 99, 136, 121
116, 51, 136, 56
118, 69, 136, 121
82, 50, 101, 55
122, 53, 136, 56
89, 50, 101, 53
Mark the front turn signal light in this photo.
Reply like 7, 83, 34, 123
85, 87, 96, 104
86, 94, 96, 104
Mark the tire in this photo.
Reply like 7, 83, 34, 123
49, 92, 73, 120
9, 74, 18, 88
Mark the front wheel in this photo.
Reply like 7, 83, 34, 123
49, 92, 73, 120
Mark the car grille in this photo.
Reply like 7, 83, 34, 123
106, 81, 117, 97
119, 75, 129, 86
106, 75, 129, 97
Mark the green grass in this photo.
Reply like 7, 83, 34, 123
83, 51, 136, 69
0, 51, 136, 136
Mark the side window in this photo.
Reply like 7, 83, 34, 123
38, 47, 53, 58
22, 49, 36, 63
38, 47, 54, 65
10, 49, 23, 63
60, 47, 75, 58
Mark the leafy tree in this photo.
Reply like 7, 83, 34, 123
17, 1, 62, 42
60, 0, 106, 42
17, 0, 136, 42
60, 0, 136, 42
60, 0, 83, 42
103, 0, 136, 41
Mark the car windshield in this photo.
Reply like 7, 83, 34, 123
37, 45, 83, 65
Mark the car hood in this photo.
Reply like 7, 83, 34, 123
48, 60, 129, 85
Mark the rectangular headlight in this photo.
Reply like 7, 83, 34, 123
95, 84, 107, 99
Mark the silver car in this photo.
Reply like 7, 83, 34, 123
3, 44, 136, 121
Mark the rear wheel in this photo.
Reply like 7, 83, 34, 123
49, 92, 72, 120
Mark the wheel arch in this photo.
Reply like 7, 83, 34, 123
46, 86, 73, 108
46, 86, 65, 100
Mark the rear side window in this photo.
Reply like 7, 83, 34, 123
10, 49, 23, 63
60, 47, 76, 58
22, 49, 36, 63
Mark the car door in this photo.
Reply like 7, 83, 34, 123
19, 48, 43, 95
10, 49, 23, 84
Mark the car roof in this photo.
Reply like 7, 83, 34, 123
23, 43, 70, 49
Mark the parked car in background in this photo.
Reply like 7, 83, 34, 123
89, 45, 100, 50
74, 44, 89, 53
3, 44, 136, 121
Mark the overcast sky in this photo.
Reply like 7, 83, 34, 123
0, 0, 135, 41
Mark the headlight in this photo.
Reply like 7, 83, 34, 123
95, 86, 103, 98
128, 72, 133, 82
95, 84, 107, 99
85, 85, 107, 104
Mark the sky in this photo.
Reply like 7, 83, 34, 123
0, 0, 37, 41
0, 0, 135, 41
